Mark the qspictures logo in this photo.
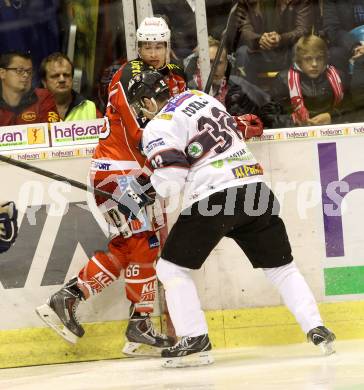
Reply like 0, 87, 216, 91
0, 202, 109, 289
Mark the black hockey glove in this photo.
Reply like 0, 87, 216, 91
117, 176, 156, 220
138, 137, 146, 157
0, 201, 18, 253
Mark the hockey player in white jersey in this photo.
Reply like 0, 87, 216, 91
0, 202, 17, 254
125, 70, 335, 368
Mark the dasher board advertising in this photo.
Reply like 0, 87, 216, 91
0, 122, 50, 151
49, 118, 104, 147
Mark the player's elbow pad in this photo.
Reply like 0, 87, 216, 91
151, 172, 185, 198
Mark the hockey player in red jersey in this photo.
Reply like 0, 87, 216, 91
36, 16, 186, 356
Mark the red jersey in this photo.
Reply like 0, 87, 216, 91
92, 59, 186, 177
0, 88, 59, 126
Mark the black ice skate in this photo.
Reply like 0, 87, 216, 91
35, 277, 85, 344
122, 310, 175, 357
161, 334, 214, 368
307, 326, 336, 355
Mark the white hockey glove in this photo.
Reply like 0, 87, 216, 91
103, 206, 133, 239
0, 201, 18, 253
117, 176, 156, 220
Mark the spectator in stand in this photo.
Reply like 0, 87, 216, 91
234, 0, 313, 84
184, 36, 277, 132
41, 52, 102, 121
0, 51, 59, 126
184, 36, 231, 104
323, 0, 364, 73
349, 54, 364, 121
265, 35, 347, 127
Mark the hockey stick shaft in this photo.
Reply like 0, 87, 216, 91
157, 203, 176, 341
0, 154, 118, 203
204, 0, 238, 94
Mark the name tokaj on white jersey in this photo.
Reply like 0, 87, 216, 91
142, 90, 264, 209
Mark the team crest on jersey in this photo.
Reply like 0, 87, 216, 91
21, 111, 36, 121
128, 73, 142, 90
187, 142, 203, 158
48, 111, 59, 122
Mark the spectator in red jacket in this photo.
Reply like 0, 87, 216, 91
0, 51, 59, 126
266, 35, 347, 127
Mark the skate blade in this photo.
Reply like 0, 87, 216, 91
122, 342, 164, 357
162, 351, 214, 368
320, 340, 336, 356
35, 304, 79, 345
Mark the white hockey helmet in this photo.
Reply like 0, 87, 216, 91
136, 16, 171, 65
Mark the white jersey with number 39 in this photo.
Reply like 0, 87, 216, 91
142, 90, 263, 209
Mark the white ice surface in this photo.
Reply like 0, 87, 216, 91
1, 340, 364, 390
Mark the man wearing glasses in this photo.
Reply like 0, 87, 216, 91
0, 51, 59, 126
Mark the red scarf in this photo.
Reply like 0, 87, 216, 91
193, 62, 228, 104
288, 65, 344, 124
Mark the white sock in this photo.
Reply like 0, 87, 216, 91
263, 262, 323, 334
156, 258, 208, 337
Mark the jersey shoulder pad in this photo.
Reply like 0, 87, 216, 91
167, 62, 186, 77
120, 60, 152, 91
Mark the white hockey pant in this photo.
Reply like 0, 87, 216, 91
156, 258, 208, 337
263, 262, 323, 334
